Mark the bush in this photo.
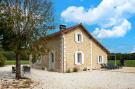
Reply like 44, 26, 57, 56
83, 67, 87, 71
2, 51, 29, 60
73, 67, 78, 72
0, 52, 7, 67
20, 50, 29, 60
2, 51, 15, 60
66, 69, 71, 73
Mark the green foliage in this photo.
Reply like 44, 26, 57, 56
1, 50, 29, 60
0, 0, 55, 79
73, 67, 79, 72
0, 52, 6, 67
0, 0, 55, 61
125, 60, 135, 67
20, 49, 29, 60
108, 53, 135, 60
108, 60, 135, 67
2, 51, 15, 60
5, 60, 29, 65
66, 69, 71, 73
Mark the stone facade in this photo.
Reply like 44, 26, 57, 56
64, 27, 108, 71
33, 24, 109, 72
45, 36, 62, 72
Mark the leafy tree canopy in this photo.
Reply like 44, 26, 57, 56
0, 0, 55, 79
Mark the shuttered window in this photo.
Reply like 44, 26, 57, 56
97, 56, 104, 64
75, 51, 84, 65
75, 32, 83, 43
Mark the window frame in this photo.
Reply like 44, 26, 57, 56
75, 32, 83, 43
97, 56, 104, 64
49, 50, 55, 63
75, 51, 84, 65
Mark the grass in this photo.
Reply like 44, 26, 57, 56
108, 60, 135, 67
6, 60, 29, 65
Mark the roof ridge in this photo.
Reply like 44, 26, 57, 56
45, 24, 109, 54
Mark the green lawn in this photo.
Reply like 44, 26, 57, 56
108, 60, 135, 67
6, 60, 29, 65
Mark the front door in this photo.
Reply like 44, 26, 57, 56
49, 51, 55, 70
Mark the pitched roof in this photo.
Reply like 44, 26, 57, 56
46, 24, 110, 54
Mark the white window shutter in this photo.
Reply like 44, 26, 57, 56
81, 33, 83, 42
82, 52, 84, 64
102, 56, 104, 64
97, 56, 99, 64
74, 33, 77, 42
74, 52, 77, 64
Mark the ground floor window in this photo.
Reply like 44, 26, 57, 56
75, 51, 84, 64
51, 52, 54, 63
97, 56, 104, 64
49, 51, 55, 63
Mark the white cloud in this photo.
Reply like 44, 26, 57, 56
92, 19, 131, 38
61, 0, 135, 39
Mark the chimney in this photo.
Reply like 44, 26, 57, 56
59, 24, 66, 31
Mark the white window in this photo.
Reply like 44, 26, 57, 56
75, 51, 84, 65
97, 56, 104, 64
75, 32, 83, 43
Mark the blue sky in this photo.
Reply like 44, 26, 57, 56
53, 0, 135, 53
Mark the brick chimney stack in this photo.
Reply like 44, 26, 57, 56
59, 24, 66, 31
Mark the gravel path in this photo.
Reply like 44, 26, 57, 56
28, 68, 135, 89
1, 65, 135, 89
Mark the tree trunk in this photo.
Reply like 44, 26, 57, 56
15, 51, 21, 79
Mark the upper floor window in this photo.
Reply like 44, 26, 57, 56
75, 32, 83, 43
77, 34, 81, 42
97, 56, 104, 64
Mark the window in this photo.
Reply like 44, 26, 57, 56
97, 56, 104, 64
75, 32, 83, 43
51, 52, 54, 63
75, 51, 84, 65
49, 51, 55, 63
77, 34, 81, 42
77, 53, 82, 63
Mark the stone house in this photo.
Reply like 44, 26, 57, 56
32, 24, 109, 72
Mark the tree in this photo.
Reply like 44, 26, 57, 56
0, 52, 7, 67
0, 0, 55, 79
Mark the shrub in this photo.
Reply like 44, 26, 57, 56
2, 51, 15, 60
66, 69, 71, 73
83, 67, 87, 71
73, 67, 78, 72
20, 50, 29, 60
0, 52, 7, 67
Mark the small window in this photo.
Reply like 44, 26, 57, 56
77, 34, 81, 42
51, 52, 54, 63
50, 51, 55, 63
75, 32, 83, 43
77, 53, 82, 63
97, 56, 104, 64
75, 51, 84, 65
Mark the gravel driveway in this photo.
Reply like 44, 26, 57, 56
28, 68, 135, 89
1, 65, 135, 89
